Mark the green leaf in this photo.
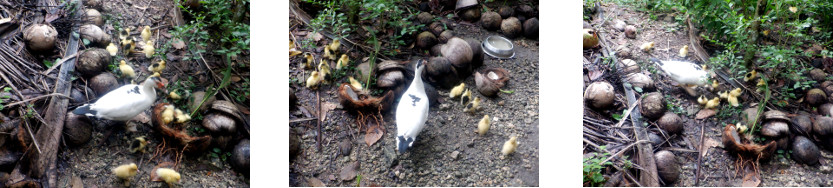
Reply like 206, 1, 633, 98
499, 89, 515, 94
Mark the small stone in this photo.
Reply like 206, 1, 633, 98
821, 166, 833, 174
498, 101, 505, 106
450, 151, 460, 160
440, 103, 451, 110
339, 140, 352, 156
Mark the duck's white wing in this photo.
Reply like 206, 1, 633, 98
91, 84, 155, 121
395, 85, 430, 137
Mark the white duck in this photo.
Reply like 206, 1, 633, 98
396, 59, 430, 154
73, 73, 164, 121
650, 58, 709, 87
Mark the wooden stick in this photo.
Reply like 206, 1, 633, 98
316, 89, 322, 151
695, 119, 706, 186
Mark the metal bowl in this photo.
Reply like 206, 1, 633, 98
482, 35, 514, 59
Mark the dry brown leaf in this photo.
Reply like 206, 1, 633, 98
339, 162, 360, 181
312, 32, 324, 41
307, 177, 325, 187
130, 112, 151, 124
320, 102, 337, 121
741, 170, 761, 187
700, 138, 720, 157
231, 75, 242, 82
695, 109, 716, 119
588, 69, 605, 81
171, 38, 185, 49
365, 123, 384, 146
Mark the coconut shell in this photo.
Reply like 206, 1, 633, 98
430, 44, 443, 56
806, 88, 827, 106
429, 22, 444, 36
625, 73, 654, 90
625, 25, 637, 39
523, 18, 538, 39
792, 136, 820, 165
377, 70, 405, 88
231, 139, 250, 176
500, 17, 522, 39
791, 114, 814, 136
416, 31, 438, 49
424, 56, 460, 89
202, 113, 237, 134
77, 48, 111, 78
79, 24, 111, 47
481, 12, 502, 31
515, 5, 535, 18
189, 91, 216, 113
821, 103, 833, 117
290, 128, 301, 160
722, 124, 778, 161
465, 38, 484, 69
649, 132, 664, 147
85, 9, 104, 27
584, 81, 615, 109
63, 113, 92, 147
460, 8, 481, 22
474, 68, 510, 97
810, 68, 828, 82
814, 115, 833, 136
439, 30, 453, 43
417, 12, 433, 24
613, 20, 626, 31
640, 92, 667, 120
23, 24, 57, 52
88, 72, 118, 97
440, 38, 473, 70
657, 112, 683, 135
583, 29, 599, 49
655, 150, 680, 184
338, 83, 396, 112
152, 103, 212, 154
760, 121, 789, 138
617, 59, 640, 75
498, 6, 514, 18
822, 81, 833, 96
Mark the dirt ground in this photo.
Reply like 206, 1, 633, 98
44, 0, 251, 187
584, 3, 833, 187
289, 3, 540, 187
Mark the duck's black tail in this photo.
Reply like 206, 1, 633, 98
72, 104, 96, 117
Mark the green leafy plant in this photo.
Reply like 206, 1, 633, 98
583, 150, 612, 186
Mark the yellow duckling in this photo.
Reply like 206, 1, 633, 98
119, 60, 135, 78
502, 135, 519, 156
162, 104, 175, 124
306, 71, 322, 89
318, 59, 331, 79
141, 25, 152, 42
727, 95, 740, 107
303, 52, 314, 69
718, 91, 729, 100
106, 43, 119, 56
460, 89, 472, 105
119, 27, 130, 40
174, 109, 191, 123
150, 60, 166, 73
113, 163, 138, 186
450, 83, 465, 98
705, 97, 720, 109
711, 80, 719, 88
324, 46, 336, 60
336, 54, 349, 70
130, 137, 147, 153
729, 88, 742, 97
698, 95, 709, 105
143, 41, 155, 58
744, 70, 758, 82
348, 76, 363, 90
169, 90, 182, 100
477, 115, 490, 136
679, 45, 689, 58
463, 97, 481, 114
329, 38, 341, 52
155, 168, 181, 187
640, 42, 655, 52
736, 122, 748, 133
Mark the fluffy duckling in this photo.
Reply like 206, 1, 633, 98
450, 83, 465, 98
726, 88, 742, 107
169, 90, 182, 100
174, 109, 191, 123
141, 26, 151, 42
736, 123, 748, 133
324, 47, 336, 60
727, 94, 740, 107
711, 80, 719, 88
348, 76, 363, 90
119, 60, 136, 78
729, 88, 742, 97
744, 70, 758, 82
336, 54, 349, 70
306, 71, 322, 89
756, 79, 766, 92
150, 60, 166, 73
119, 27, 130, 40
106, 43, 119, 56
121, 38, 135, 53
329, 38, 341, 52
162, 104, 175, 124
113, 163, 138, 186
318, 60, 331, 79
502, 136, 519, 156
143, 41, 155, 58
477, 115, 490, 136
303, 53, 314, 69
641, 42, 655, 52
463, 97, 481, 114
705, 97, 720, 109
130, 137, 147, 153
679, 45, 689, 58
698, 95, 709, 105
460, 89, 472, 105
156, 168, 181, 187
718, 91, 729, 100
